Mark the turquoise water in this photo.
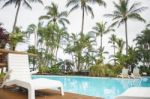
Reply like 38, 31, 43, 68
32, 75, 150, 99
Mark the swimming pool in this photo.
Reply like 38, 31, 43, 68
32, 75, 150, 99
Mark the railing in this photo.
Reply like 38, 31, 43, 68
0, 49, 37, 73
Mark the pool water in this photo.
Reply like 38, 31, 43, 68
32, 75, 150, 99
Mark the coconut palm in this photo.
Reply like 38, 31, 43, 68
92, 21, 114, 50
134, 27, 150, 66
116, 38, 125, 54
114, 38, 126, 65
108, 34, 117, 65
97, 47, 108, 63
66, 0, 106, 34
54, 25, 68, 60
105, 0, 147, 55
26, 24, 37, 48
39, 2, 70, 27
1, 0, 43, 33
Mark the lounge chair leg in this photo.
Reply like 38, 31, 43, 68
28, 87, 35, 99
59, 87, 64, 96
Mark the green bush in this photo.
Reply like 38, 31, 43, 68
49, 65, 61, 74
38, 65, 62, 74
39, 66, 50, 74
0, 73, 5, 83
89, 64, 108, 77
112, 65, 123, 74
89, 64, 122, 77
140, 66, 150, 75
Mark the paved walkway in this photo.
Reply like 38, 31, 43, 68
0, 88, 103, 99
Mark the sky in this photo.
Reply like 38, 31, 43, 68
0, 0, 150, 62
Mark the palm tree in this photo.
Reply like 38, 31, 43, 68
54, 25, 68, 60
108, 34, 117, 65
92, 21, 114, 50
116, 38, 125, 54
1, 0, 43, 33
97, 47, 108, 63
114, 38, 126, 65
66, 0, 106, 34
39, 2, 70, 27
105, 0, 147, 55
26, 24, 37, 48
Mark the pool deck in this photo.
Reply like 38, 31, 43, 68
0, 87, 103, 99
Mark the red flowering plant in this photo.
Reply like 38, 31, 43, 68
0, 23, 9, 48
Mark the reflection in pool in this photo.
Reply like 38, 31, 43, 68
32, 75, 150, 99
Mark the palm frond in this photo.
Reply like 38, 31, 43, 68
128, 2, 141, 12
23, 0, 32, 9
96, 0, 106, 7
66, 0, 79, 7
69, 4, 79, 14
58, 11, 68, 17
39, 15, 50, 20
2, 0, 14, 8
60, 18, 70, 24
86, 5, 94, 18
109, 21, 119, 27
128, 13, 145, 22
104, 14, 117, 18
130, 7, 148, 14
30, 0, 43, 5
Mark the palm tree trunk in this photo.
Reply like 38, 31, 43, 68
81, 7, 85, 35
113, 42, 116, 65
55, 46, 59, 60
12, 1, 21, 33
100, 35, 103, 58
125, 20, 128, 55
34, 31, 37, 49
77, 53, 81, 71
100, 35, 103, 49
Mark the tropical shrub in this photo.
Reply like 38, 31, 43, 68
89, 64, 107, 77
0, 25, 9, 48
112, 65, 123, 74
140, 66, 150, 75
0, 73, 5, 84
39, 66, 50, 74
49, 65, 61, 74
89, 64, 122, 77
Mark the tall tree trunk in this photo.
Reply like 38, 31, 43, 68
113, 42, 116, 65
12, 1, 21, 33
100, 34, 103, 49
55, 35, 61, 60
77, 53, 81, 71
34, 31, 37, 49
100, 35, 103, 58
125, 20, 128, 55
81, 7, 85, 35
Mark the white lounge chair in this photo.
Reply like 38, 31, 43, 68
115, 87, 150, 99
0, 53, 64, 99
117, 68, 130, 78
131, 67, 141, 79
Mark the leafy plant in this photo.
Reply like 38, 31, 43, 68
0, 24, 9, 48
49, 65, 61, 74
140, 66, 150, 75
0, 73, 5, 83
89, 64, 122, 77
39, 66, 50, 74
